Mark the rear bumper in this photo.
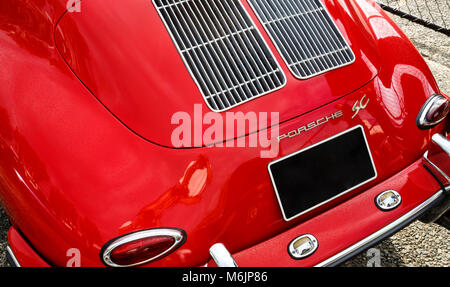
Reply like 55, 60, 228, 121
316, 188, 446, 266
419, 133, 450, 225
230, 158, 447, 267
7, 158, 447, 267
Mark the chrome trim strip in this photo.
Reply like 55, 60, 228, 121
424, 151, 450, 182
209, 243, 238, 267
6, 246, 21, 267
432, 134, 450, 157
268, 125, 378, 221
102, 228, 185, 267
315, 189, 444, 267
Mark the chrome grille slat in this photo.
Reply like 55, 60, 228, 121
213, 0, 278, 92
215, 0, 275, 89
299, 1, 350, 63
179, 2, 238, 106
153, 0, 286, 111
178, 2, 236, 107
265, 2, 316, 74
291, 0, 344, 67
204, 0, 264, 99
160, 4, 219, 103
285, 0, 338, 70
275, 0, 327, 74
248, 0, 355, 79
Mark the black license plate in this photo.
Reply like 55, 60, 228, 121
268, 125, 377, 221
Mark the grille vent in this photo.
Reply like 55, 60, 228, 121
153, 0, 286, 112
247, 0, 355, 79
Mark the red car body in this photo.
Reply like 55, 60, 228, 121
0, 0, 448, 267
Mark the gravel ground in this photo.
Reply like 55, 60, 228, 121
0, 8, 448, 267
0, 208, 8, 267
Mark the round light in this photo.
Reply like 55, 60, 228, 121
375, 190, 402, 211
101, 228, 186, 267
288, 234, 318, 259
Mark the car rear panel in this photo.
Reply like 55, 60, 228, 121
0, 0, 445, 267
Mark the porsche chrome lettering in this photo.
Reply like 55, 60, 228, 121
278, 111, 343, 142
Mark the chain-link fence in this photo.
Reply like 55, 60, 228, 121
376, 0, 450, 35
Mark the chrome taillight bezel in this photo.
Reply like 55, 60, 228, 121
416, 94, 449, 129
101, 228, 186, 267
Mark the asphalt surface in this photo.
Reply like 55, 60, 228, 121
0, 9, 449, 267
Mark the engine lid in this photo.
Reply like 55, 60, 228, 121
55, 0, 380, 147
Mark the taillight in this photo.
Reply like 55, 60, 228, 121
417, 94, 449, 129
101, 228, 186, 267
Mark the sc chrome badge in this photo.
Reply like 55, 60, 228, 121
352, 95, 370, 119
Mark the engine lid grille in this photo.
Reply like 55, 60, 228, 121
247, 0, 355, 79
153, 0, 286, 112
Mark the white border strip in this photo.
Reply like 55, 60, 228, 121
315, 189, 445, 266
268, 125, 378, 221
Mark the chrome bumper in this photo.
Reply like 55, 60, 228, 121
207, 188, 446, 267
319, 134, 449, 266
6, 246, 21, 267
432, 134, 450, 157
420, 133, 450, 224
316, 188, 447, 266
209, 243, 238, 267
